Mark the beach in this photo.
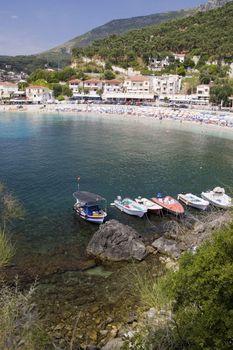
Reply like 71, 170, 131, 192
1, 102, 233, 130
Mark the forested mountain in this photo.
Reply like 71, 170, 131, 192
50, 0, 233, 53
51, 9, 192, 53
76, 2, 233, 68
0, 0, 232, 73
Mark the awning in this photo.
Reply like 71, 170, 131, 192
73, 191, 106, 206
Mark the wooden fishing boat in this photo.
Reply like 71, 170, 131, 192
151, 195, 185, 216
113, 196, 147, 218
135, 196, 162, 214
178, 193, 209, 210
73, 191, 107, 224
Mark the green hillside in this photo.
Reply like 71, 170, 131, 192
78, 2, 233, 68
0, 52, 71, 74
51, 9, 191, 53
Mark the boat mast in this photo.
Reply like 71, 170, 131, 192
77, 176, 80, 192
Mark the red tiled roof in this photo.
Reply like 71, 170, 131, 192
83, 79, 102, 84
27, 85, 50, 89
69, 79, 81, 84
0, 82, 17, 86
103, 79, 122, 84
127, 76, 149, 82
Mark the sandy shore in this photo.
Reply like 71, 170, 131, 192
0, 103, 233, 130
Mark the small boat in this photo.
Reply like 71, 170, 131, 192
178, 193, 209, 211
201, 187, 232, 209
113, 196, 147, 218
151, 195, 185, 216
135, 196, 162, 214
73, 191, 107, 224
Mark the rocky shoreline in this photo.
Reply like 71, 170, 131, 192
79, 209, 232, 349
2, 209, 231, 349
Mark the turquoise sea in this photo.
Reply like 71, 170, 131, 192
0, 111, 233, 343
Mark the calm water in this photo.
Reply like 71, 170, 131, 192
0, 111, 233, 343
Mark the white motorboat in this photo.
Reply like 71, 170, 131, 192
178, 193, 209, 211
135, 196, 162, 214
114, 196, 147, 218
201, 187, 232, 209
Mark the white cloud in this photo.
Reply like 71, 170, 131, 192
11, 15, 18, 19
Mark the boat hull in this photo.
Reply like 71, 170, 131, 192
135, 197, 162, 215
151, 196, 185, 216
178, 194, 209, 211
114, 201, 146, 218
201, 192, 232, 209
74, 207, 107, 224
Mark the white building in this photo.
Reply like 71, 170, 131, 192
103, 79, 122, 93
196, 84, 210, 102
0, 82, 18, 99
26, 86, 53, 103
83, 79, 103, 93
173, 53, 186, 63
69, 79, 82, 95
148, 56, 170, 71
150, 75, 182, 96
123, 76, 151, 94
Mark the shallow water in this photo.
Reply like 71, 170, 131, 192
0, 112, 233, 345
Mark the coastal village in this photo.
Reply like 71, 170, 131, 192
1, 52, 233, 129
1, 52, 233, 108
0, 1, 233, 350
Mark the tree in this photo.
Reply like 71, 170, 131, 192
170, 225, 233, 349
128, 222, 233, 350
52, 83, 62, 98
103, 70, 116, 80
18, 82, 29, 91
62, 84, 73, 97
210, 84, 233, 106
105, 62, 112, 70
176, 66, 186, 77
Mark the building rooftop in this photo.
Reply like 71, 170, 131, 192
126, 76, 150, 82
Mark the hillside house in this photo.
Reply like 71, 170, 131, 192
148, 56, 170, 71
123, 76, 151, 94
83, 79, 103, 93
26, 86, 53, 103
103, 79, 122, 93
0, 82, 18, 99
150, 75, 182, 96
196, 84, 210, 102
69, 79, 82, 95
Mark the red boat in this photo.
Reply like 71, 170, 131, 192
151, 196, 185, 216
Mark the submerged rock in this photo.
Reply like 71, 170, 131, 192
87, 220, 147, 261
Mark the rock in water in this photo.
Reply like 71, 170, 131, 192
87, 220, 146, 261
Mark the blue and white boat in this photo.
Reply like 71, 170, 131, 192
73, 191, 107, 224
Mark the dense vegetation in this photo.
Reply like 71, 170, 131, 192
53, 9, 192, 53
126, 220, 233, 349
0, 52, 70, 74
75, 2, 233, 69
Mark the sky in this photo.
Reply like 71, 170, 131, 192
0, 0, 206, 56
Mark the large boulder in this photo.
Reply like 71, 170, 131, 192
87, 220, 146, 261
152, 237, 181, 259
